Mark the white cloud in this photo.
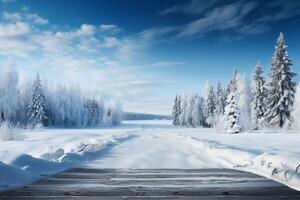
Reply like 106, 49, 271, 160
99, 24, 120, 32
145, 62, 187, 68
21, 6, 29, 12
2, 11, 49, 25
0, 22, 31, 37
26, 13, 49, 25
77, 24, 95, 35
1, 0, 16, 3
103, 36, 120, 47
2, 12, 22, 22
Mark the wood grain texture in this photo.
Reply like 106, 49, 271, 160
1, 168, 300, 200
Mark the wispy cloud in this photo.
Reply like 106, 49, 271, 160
26, 13, 49, 25
144, 62, 187, 68
2, 11, 22, 21
2, 11, 49, 25
159, 0, 218, 15
159, 0, 300, 40
177, 1, 257, 38
1, 0, 17, 3
99, 24, 120, 32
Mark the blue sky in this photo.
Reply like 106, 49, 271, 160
0, 0, 299, 114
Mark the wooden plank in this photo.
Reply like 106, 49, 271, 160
1, 168, 300, 199
52, 172, 261, 179
1, 196, 300, 200
2, 185, 298, 196
63, 168, 248, 174
28, 178, 276, 188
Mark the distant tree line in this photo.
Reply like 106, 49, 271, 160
123, 112, 171, 120
0, 67, 122, 128
172, 33, 298, 133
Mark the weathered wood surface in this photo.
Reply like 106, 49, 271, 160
1, 168, 300, 199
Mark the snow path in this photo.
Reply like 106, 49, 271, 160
88, 129, 226, 169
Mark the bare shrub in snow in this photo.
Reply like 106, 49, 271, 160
0, 121, 18, 141
34, 123, 45, 130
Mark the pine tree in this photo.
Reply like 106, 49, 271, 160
264, 33, 296, 128
27, 73, 48, 126
0, 62, 20, 124
172, 95, 177, 125
84, 98, 100, 126
215, 81, 225, 117
191, 95, 204, 127
179, 96, 187, 126
224, 92, 241, 134
251, 62, 266, 129
205, 86, 216, 127
172, 95, 181, 126
226, 69, 238, 97
236, 74, 252, 131
177, 95, 181, 123
103, 99, 122, 126
186, 95, 195, 127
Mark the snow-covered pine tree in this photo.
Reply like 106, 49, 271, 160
224, 92, 241, 134
91, 99, 100, 125
215, 81, 225, 117
172, 95, 181, 126
201, 81, 210, 123
172, 95, 177, 125
184, 94, 194, 127
264, 33, 296, 128
226, 69, 238, 97
205, 86, 216, 127
236, 74, 252, 131
177, 95, 181, 124
0, 62, 20, 124
27, 73, 48, 126
191, 95, 204, 127
102, 99, 122, 126
251, 62, 266, 129
179, 96, 187, 126
84, 98, 100, 126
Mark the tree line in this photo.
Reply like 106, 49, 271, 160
0, 67, 122, 128
172, 33, 298, 133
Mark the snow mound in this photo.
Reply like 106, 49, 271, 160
0, 131, 134, 191
180, 135, 300, 191
243, 153, 300, 191
11, 154, 68, 175
0, 161, 34, 189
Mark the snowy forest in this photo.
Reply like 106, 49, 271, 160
0, 67, 122, 128
172, 33, 299, 133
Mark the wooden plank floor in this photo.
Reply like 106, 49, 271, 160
1, 168, 300, 199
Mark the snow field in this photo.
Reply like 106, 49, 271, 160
0, 120, 300, 191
